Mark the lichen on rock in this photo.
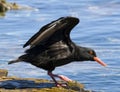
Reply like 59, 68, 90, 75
0, 69, 91, 92
0, 0, 36, 16
0, 69, 8, 77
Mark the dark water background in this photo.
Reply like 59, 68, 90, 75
0, 0, 120, 92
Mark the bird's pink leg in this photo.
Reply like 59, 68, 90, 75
48, 71, 72, 87
57, 75, 72, 82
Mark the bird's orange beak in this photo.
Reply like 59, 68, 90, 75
94, 57, 107, 67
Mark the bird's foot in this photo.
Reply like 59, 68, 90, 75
48, 72, 72, 87
58, 75, 72, 82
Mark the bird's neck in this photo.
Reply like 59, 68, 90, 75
73, 46, 86, 61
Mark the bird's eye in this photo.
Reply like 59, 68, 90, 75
89, 51, 93, 55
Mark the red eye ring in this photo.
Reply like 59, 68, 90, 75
89, 51, 93, 55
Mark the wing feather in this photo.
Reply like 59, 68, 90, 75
23, 17, 79, 49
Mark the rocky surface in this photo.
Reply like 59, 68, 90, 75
0, 69, 8, 77
0, 69, 92, 92
0, 0, 35, 16
0, 0, 20, 12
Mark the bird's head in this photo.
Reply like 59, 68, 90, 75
78, 47, 107, 67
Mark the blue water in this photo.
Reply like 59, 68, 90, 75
0, 0, 120, 92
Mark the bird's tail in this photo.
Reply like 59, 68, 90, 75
8, 59, 21, 64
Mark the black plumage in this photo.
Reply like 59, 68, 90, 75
8, 16, 106, 86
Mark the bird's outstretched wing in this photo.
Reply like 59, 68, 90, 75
23, 16, 79, 48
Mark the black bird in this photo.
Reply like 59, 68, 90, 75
8, 16, 107, 86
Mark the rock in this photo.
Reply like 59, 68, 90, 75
0, 69, 91, 91
0, 0, 24, 12
0, 76, 91, 92
0, 0, 36, 11
0, 0, 36, 16
0, 69, 8, 77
